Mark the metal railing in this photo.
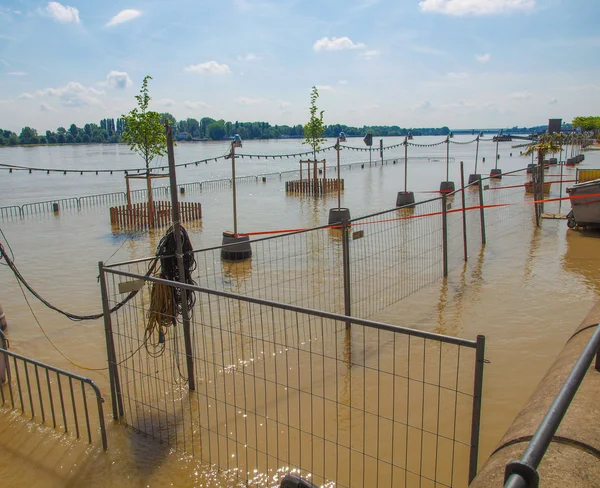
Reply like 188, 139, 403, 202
0, 155, 457, 219
504, 324, 600, 488
100, 264, 485, 487
0, 329, 108, 450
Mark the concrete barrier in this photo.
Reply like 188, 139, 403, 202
471, 301, 600, 487
470, 302, 600, 488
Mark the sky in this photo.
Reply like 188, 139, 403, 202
0, 0, 599, 133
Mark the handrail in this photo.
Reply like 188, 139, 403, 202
504, 323, 600, 488
0, 331, 108, 450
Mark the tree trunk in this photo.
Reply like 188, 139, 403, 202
146, 167, 155, 228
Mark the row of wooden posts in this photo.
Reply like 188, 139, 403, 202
285, 178, 344, 195
109, 201, 202, 229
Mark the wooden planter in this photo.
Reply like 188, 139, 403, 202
110, 201, 202, 230
285, 178, 344, 195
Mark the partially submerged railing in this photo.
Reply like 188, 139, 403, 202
503, 324, 600, 488
0, 330, 108, 450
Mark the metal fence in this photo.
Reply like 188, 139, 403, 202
0, 329, 108, 450
100, 266, 485, 487
0, 155, 457, 219
504, 324, 600, 488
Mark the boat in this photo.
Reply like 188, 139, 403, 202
566, 178, 600, 228
493, 135, 513, 142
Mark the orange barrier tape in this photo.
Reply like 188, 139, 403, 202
238, 192, 600, 237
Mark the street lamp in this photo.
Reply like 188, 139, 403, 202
327, 135, 351, 225
222, 133, 252, 260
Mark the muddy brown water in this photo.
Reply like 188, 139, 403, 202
0, 139, 599, 487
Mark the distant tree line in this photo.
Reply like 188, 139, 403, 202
13, 113, 589, 147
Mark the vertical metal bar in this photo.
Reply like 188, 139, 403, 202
88, 380, 108, 451
57, 373, 68, 433
442, 195, 448, 277
24, 362, 35, 418
478, 177, 487, 245
495, 139, 499, 170
81, 380, 92, 444
404, 137, 408, 193
341, 218, 351, 329
14, 357, 24, 412
69, 377, 80, 439
446, 137, 450, 180
166, 123, 196, 391
474, 136, 480, 174
46, 369, 56, 428
559, 156, 564, 213
469, 335, 486, 483
460, 161, 468, 262
98, 261, 123, 418
539, 149, 545, 214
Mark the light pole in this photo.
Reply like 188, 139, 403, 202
468, 132, 483, 185
221, 134, 252, 260
491, 131, 502, 178
439, 134, 455, 193
396, 135, 415, 207
328, 133, 351, 225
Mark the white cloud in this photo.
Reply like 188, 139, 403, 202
549, 97, 558, 105
106, 9, 142, 27
509, 91, 531, 99
104, 70, 132, 89
185, 61, 232, 75
412, 100, 433, 111
237, 97, 268, 105
278, 100, 292, 109
237, 53, 259, 62
359, 49, 380, 60
315, 85, 335, 92
18, 93, 34, 99
419, 0, 535, 15
339, 80, 349, 85
40, 103, 56, 112
45, 2, 80, 23
313, 36, 365, 52
475, 53, 491, 62
7, 71, 26, 76
156, 98, 176, 107
184, 100, 209, 110
30, 82, 104, 107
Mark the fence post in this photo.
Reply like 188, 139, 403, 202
341, 218, 352, 329
442, 195, 448, 277
98, 261, 124, 418
469, 334, 486, 484
478, 177, 486, 245
460, 161, 468, 262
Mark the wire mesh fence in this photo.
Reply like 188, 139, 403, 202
0, 331, 107, 450
100, 268, 485, 488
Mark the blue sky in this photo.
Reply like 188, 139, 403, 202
0, 0, 599, 132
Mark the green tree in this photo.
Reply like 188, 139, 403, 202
57, 126, 66, 136
69, 124, 78, 137
19, 126, 39, 145
302, 86, 326, 161
207, 121, 226, 140
121, 75, 167, 171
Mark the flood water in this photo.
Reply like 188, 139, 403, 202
1, 137, 599, 487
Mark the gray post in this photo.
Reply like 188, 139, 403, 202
404, 137, 408, 192
474, 135, 480, 174
341, 218, 351, 329
469, 334, 486, 483
166, 122, 196, 392
446, 136, 450, 180
539, 149, 545, 214
478, 177, 487, 245
559, 154, 564, 213
442, 195, 448, 277
98, 261, 123, 418
460, 161, 468, 262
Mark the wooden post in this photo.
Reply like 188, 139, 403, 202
125, 177, 132, 209
146, 172, 155, 228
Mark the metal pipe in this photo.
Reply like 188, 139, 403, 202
442, 194, 448, 277
460, 161, 468, 262
505, 324, 600, 488
336, 139, 341, 209
495, 138, 499, 170
404, 137, 408, 193
446, 136, 450, 180
469, 335, 486, 483
105, 266, 479, 348
166, 122, 196, 392
342, 218, 351, 329
474, 135, 480, 174
478, 177, 487, 245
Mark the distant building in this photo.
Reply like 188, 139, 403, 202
548, 119, 562, 134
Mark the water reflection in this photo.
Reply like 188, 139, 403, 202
562, 229, 600, 294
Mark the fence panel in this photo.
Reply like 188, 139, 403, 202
0, 331, 107, 450
102, 268, 484, 488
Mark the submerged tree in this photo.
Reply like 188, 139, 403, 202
121, 75, 167, 172
302, 86, 326, 162
121, 75, 167, 226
